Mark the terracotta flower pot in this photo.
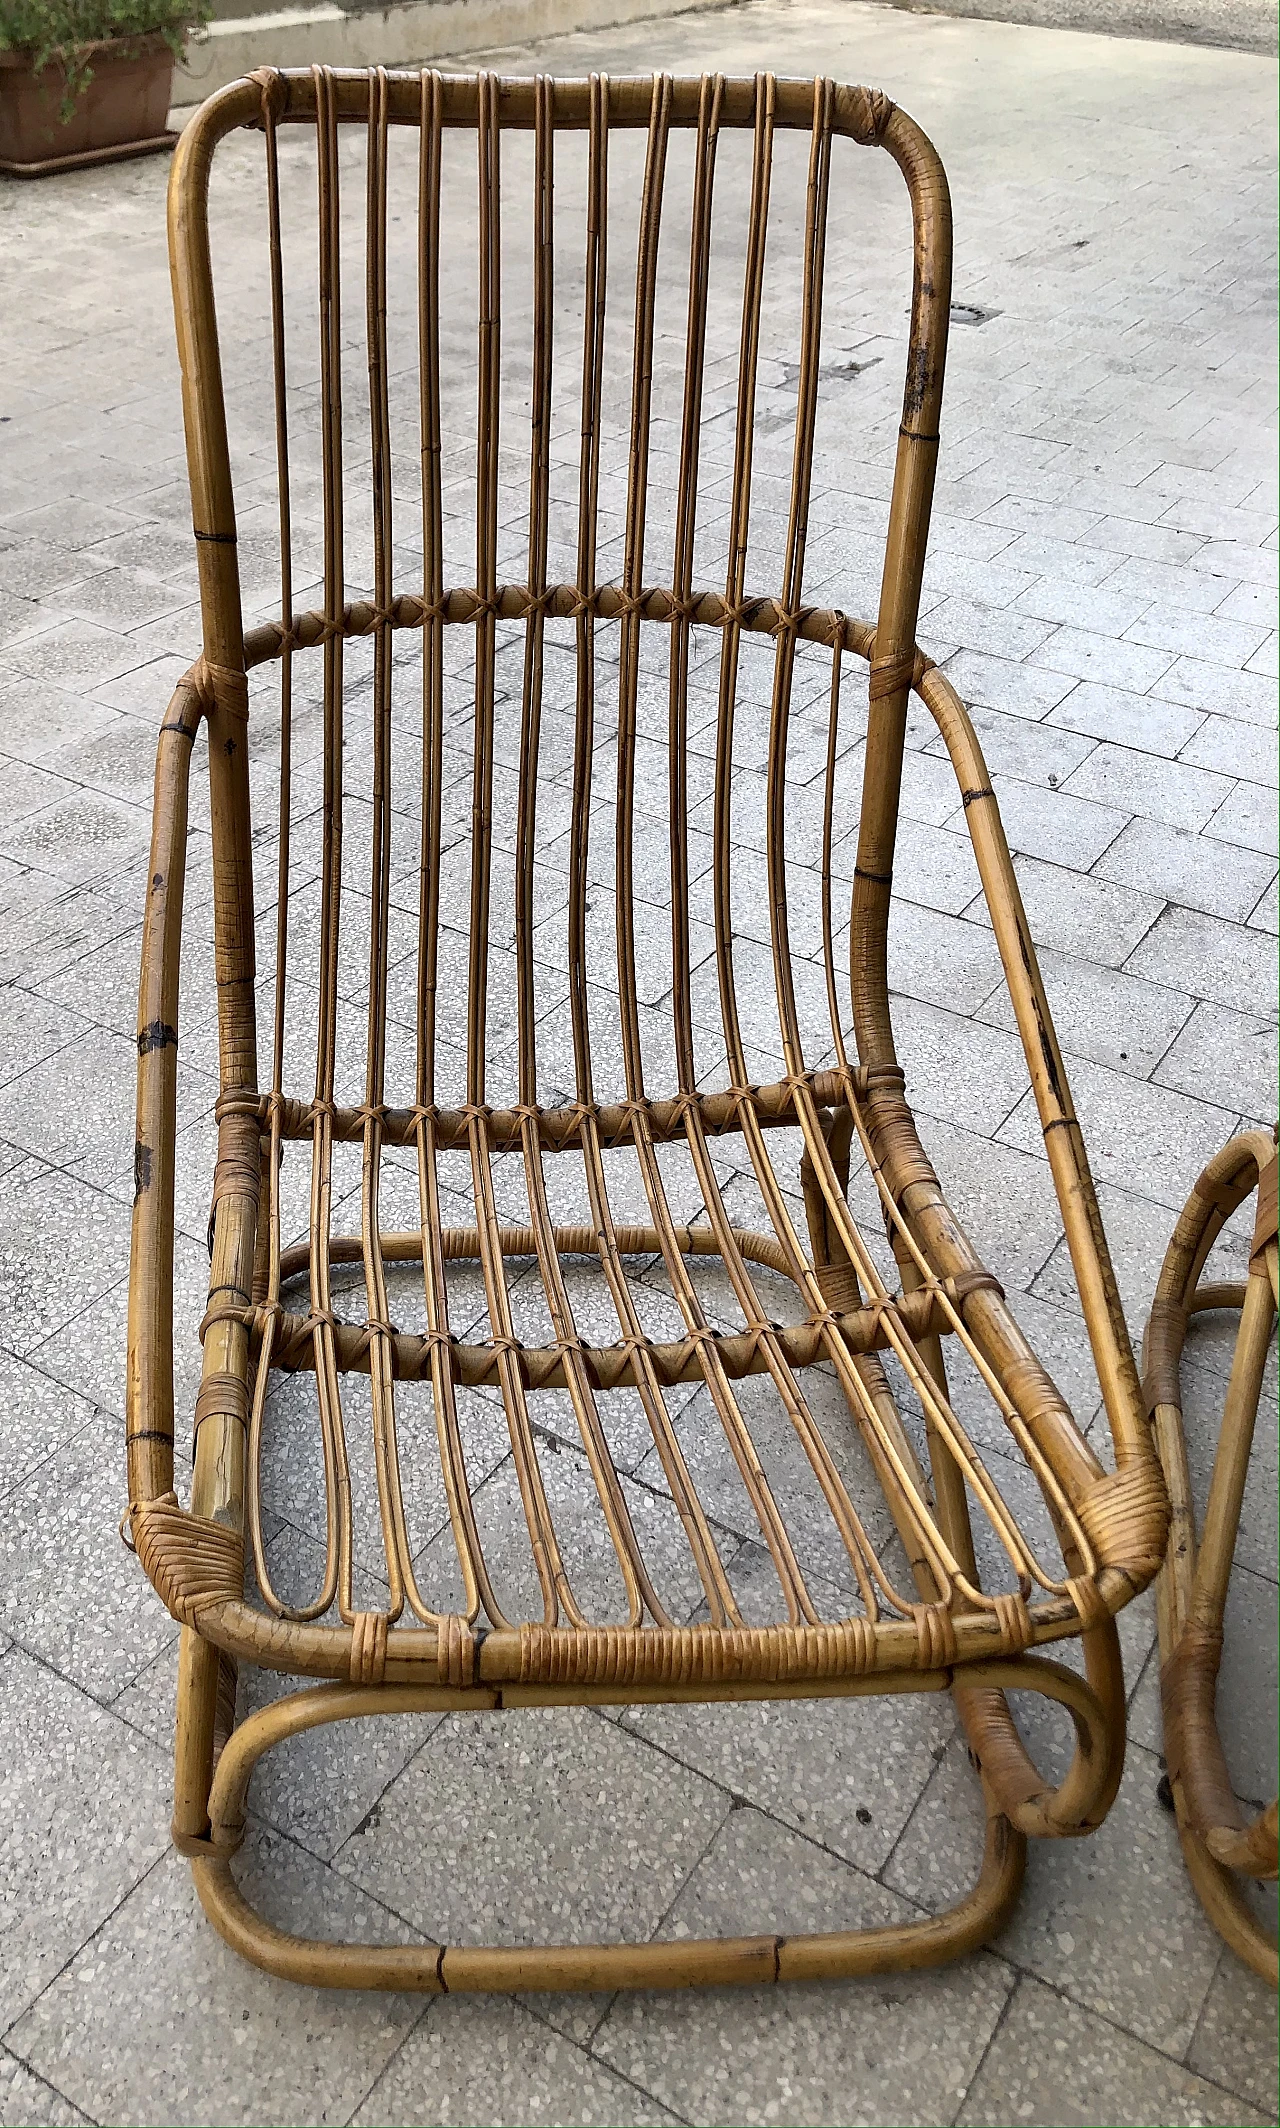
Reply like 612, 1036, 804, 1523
0, 31, 176, 176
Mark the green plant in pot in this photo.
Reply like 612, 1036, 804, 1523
0, 0, 209, 176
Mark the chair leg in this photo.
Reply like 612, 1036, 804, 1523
185, 1677, 1027, 1993
173, 1626, 223, 1848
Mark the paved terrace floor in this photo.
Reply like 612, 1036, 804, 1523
0, 2, 1276, 2123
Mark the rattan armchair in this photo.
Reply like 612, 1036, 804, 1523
126, 66, 1169, 1992
1145, 1129, 1278, 1988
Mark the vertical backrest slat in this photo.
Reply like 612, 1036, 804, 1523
711, 73, 773, 1087
614, 71, 671, 1104
362, 67, 410, 1621
566, 72, 608, 1110
246, 89, 343, 1626
466, 75, 579, 1631
767, 77, 834, 1082
308, 63, 356, 1621
410, 70, 505, 1631
514, 75, 554, 1109
667, 71, 721, 1093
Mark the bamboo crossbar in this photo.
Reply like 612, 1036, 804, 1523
126, 62, 1168, 1992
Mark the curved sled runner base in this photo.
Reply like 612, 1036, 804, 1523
192, 1811, 1025, 1993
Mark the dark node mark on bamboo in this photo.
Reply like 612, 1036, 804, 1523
138, 1021, 178, 1054
134, 1140, 153, 1199
902, 342, 930, 421
855, 865, 893, 886
1038, 1022, 1065, 1106
194, 528, 239, 544
961, 786, 994, 807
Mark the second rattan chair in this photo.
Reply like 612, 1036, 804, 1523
126, 65, 1169, 1991
1145, 1128, 1278, 1988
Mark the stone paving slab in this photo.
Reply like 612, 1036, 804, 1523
0, 1, 1276, 2123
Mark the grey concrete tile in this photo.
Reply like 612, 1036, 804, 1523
352, 1996, 678, 2127
1210, 1563, 1280, 1807
995, 1742, 1227, 2056
1154, 999, 1277, 1118
975, 851, 1164, 968
1102, 554, 1241, 617
1158, 654, 1280, 729
30, 1225, 209, 1439
0, 788, 152, 886
0, 1158, 133, 1359
1161, 497, 1278, 546
1248, 876, 1279, 934
0, 1648, 171, 2030
984, 499, 1103, 546
1216, 579, 1279, 632
620, 1679, 954, 1880
923, 597, 1054, 662
0, 1408, 179, 1700
999, 1055, 1238, 1211
0, 672, 131, 769
593, 1950, 1013, 2128
927, 702, 1096, 788
1190, 542, 1279, 590
1031, 625, 1176, 694
0, 986, 94, 1092
1188, 1953, 1280, 2119
978, 772, 1129, 870
4, 620, 144, 693
1181, 710, 1278, 789
234, 1530, 439, 1865
942, 648, 1078, 721
0, 2052, 89, 2128
0, 588, 51, 651
1095, 815, 1277, 923
886, 900, 1005, 1015
8, 1830, 425, 2128
1125, 903, 1279, 1017
890, 818, 984, 915
1015, 575, 1153, 638
897, 745, 967, 828
1085, 517, 1207, 566
0, 1345, 101, 1500
997, 533, 1122, 588
0, 748, 78, 829
956, 1974, 1268, 2127
1046, 678, 1204, 757
1031, 1176, 1179, 1351
982, 946, 1193, 1080
910, 1114, 1068, 1296
889, 993, 1031, 1136
1061, 742, 1234, 833
338, 1704, 729, 1951
1126, 602, 1269, 668
1203, 777, 1278, 857
58, 566, 191, 637
0, 1025, 217, 1184
1, 497, 147, 552
665, 1800, 913, 1947
0, 527, 114, 605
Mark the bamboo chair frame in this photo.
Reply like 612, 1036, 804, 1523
125, 66, 1170, 1993
1144, 1128, 1278, 1988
